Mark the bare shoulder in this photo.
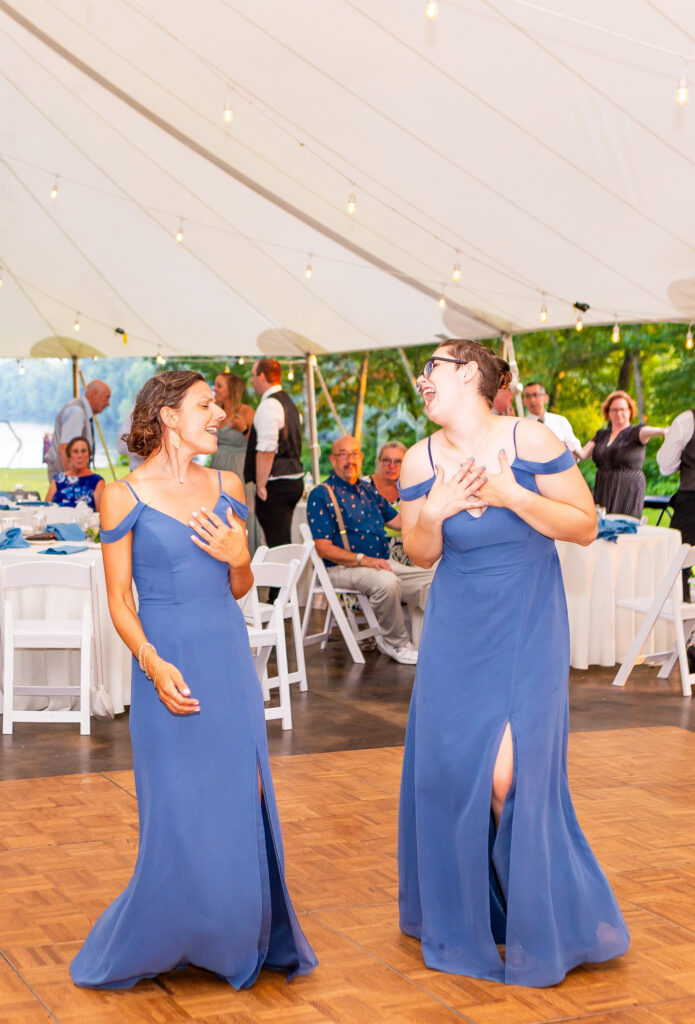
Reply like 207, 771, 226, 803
400, 434, 436, 488
218, 469, 245, 502
100, 479, 137, 530
514, 417, 566, 462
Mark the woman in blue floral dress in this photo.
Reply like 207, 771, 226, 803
46, 436, 105, 511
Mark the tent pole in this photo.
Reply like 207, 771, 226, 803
397, 347, 419, 396
304, 354, 320, 485
72, 356, 79, 398
314, 363, 346, 435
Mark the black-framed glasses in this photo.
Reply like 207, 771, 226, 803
420, 356, 487, 379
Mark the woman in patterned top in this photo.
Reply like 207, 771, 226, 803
579, 391, 668, 518
369, 441, 411, 565
46, 436, 105, 511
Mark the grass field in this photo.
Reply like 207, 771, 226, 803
0, 466, 128, 497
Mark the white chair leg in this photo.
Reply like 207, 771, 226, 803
80, 605, 91, 735
290, 603, 308, 691
613, 595, 671, 688
2, 603, 14, 735
274, 617, 292, 731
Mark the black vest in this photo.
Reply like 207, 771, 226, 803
244, 390, 302, 484
677, 410, 695, 492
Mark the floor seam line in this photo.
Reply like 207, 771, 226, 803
0, 948, 63, 1024
307, 911, 478, 1023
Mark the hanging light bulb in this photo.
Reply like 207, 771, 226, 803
687, 323, 694, 350
175, 221, 184, 244
304, 256, 313, 280
539, 293, 548, 322
438, 287, 446, 310
73, 313, 81, 332
238, 356, 246, 365
425, 1, 439, 19
287, 362, 295, 381
611, 321, 621, 344
155, 352, 166, 366
452, 253, 461, 282
223, 99, 234, 124
574, 311, 583, 332
18, 362, 25, 376
346, 191, 357, 215
676, 62, 689, 106
50, 176, 59, 200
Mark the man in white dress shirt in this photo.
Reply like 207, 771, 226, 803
44, 379, 111, 480
522, 382, 582, 456
658, 408, 695, 600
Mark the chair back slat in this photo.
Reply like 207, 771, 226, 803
0, 560, 93, 592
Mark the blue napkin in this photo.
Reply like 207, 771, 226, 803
39, 544, 90, 555
597, 516, 639, 543
17, 500, 52, 507
46, 522, 87, 541
0, 527, 30, 549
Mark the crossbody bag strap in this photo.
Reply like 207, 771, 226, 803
323, 483, 352, 552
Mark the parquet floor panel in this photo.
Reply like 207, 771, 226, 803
2, 727, 695, 1023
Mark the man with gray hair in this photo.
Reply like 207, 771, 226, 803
44, 379, 111, 480
522, 381, 581, 456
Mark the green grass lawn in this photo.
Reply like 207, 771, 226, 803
0, 465, 128, 496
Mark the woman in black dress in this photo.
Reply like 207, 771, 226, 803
579, 390, 667, 517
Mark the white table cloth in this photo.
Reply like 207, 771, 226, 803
556, 525, 682, 670
0, 544, 131, 714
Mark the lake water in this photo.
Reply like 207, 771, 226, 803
0, 420, 116, 469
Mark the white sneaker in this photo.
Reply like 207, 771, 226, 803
375, 636, 418, 665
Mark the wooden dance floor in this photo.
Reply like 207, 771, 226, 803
2, 726, 695, 1023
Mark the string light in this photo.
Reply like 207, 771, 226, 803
175, 220, 184, 244
237, 356, 246, 365
155, 353, 166, 366
304, 255, 313, 280
611, 321, 621, 344
50, 176, 59, 200
574, 311, 583, 331
687, 323, 694, 350
539, 293, 548, 322
73, 313, 81, 332
425, 1, 439, 19
287, 362, 295, 381
676, 61, 689, 106
438, 286, 446, 310
346, 191, 357, 215
18, 362, 25, 376
223, 99, 234, 124
452, 253, 461, 282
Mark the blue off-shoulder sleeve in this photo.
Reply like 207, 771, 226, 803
100, 503, 144, 543
398, 474, 436, 501
219, 491, 249, 522
515, 447, 576, 475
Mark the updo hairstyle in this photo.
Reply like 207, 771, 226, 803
124, 370, 205, 458
439, 339, 512, 407
66, 436, 91, 459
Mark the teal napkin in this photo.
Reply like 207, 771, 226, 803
18, 500, 52, 507
39, 544, 90, 555
0, 527, 30, 549
46, 522, 87, 541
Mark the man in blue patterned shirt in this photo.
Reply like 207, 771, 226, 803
306, 436, 434, 665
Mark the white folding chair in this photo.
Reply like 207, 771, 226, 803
246, 560, 299, 731
243, 537, 313, 691
1, 561, 95, 734
299, 523, 369, 665
613, 544, 695, 697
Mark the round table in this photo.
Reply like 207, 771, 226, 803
556, 524, 682, 670
0, 544, 131, 715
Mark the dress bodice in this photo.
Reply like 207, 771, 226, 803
100, 475, 248, 605
209, 424, 248, 476
398, 429, 574, 574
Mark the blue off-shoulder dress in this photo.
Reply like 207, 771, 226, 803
71, 473, 317, 989
398, 429, 629, 987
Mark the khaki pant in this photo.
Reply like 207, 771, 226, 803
326, 559, 435, 649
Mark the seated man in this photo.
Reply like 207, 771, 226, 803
306, 435, 435, 666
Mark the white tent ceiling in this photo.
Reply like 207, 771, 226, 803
1, 0, 694, 359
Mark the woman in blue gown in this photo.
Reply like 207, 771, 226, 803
71, 370, 317, 990
397, 341, 629, 988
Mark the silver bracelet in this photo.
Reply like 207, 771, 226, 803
138, 642, 155, 675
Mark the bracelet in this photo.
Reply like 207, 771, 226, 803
138, 642, 155, 674
153, 659, 163, 689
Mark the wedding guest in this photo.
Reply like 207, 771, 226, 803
658, 407, 695, 599
369, 441, 410, 564
522, 382, 581, 455
46, 437, 105, 511
44, 379, 111, 480
211, 372, 262, 553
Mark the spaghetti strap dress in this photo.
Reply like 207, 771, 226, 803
70, 472, 317, 989
397, 428, 629, 987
